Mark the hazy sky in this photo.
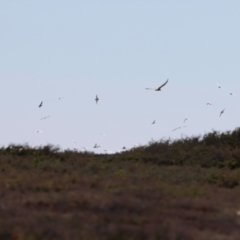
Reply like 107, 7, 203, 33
1, 1, 240, 152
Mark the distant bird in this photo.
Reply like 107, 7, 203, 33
93, 143, 101, 148
146, 79, 169, 91
40, 116, 50, 120
122, 146, 126, 150
219, 108, 225, 117
95, 95, 99, 104
56, 96, 64, 100
183, 118, 188, 123
217, 83, 223, 89
38, 101, 43, 108
207, 102, 212, 105
36, 130, 42, 133
229, 92, 237, 96
172, 126, 187, 132
152, 120, 156, 125
172, 127, 181, 132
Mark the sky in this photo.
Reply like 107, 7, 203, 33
0, 1, 240, 153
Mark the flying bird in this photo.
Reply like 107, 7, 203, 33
146, 79, 169, 91
93, 143, 101, 148
152, 120, 156, 125
36, 130, 42, 133
172, 126, 187, 132
40, 116, 50, 120
229, 92, 237, 96
95, 95, 99, 104
216, 83, 223, 89
38, 101, 43, 108
172, 127, 181, 132
56, 96, 64, 100
183, 118, 188, 123
219, 108, 225, 117
207, 102, 212, 105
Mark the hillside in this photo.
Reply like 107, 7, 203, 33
1, 128, 240, 239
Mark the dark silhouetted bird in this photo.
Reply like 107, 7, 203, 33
146, 79, 169, 91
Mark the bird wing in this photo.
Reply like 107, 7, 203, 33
145, 88, 156, 90
219, 109, 225, 116
156, 79, 169, 90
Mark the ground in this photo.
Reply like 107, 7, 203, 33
1, 146, 240, 240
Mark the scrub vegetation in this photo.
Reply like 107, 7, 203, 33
1, 128, 240, 239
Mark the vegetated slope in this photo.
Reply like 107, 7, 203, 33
119, 127, 240, 169
1, 128, 240, 240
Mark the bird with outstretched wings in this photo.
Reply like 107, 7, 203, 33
146, 79, 169, 91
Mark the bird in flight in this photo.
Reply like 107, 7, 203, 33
93, 143, 101, 148
152, 120, 156, 125
219, 108, 225, 117
40, 116, 50, 120
95, 95, 99, 104
229, 92, 237, 97
56, 96, 64, 100
39, 101, 43, 108
216, 83, 223, 89
207, 102, 212, 105
146, 79, 169, 91
172, 126, 187, 132
36, 130, 42, 133
183, 118, 188, 123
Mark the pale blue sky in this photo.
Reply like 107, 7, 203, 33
0, 1, 240, 152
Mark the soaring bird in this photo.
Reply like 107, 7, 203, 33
40, 116, 50, 120
172, 127, 181, 132
56, 96, 64, 100
207, 102, 212, 105
172, 126, 187, 132
217, 83, 223, 89
39, 101, 43, 108
95, 95, 99, 104
36, 130, 42, 133
219, 108, 225, 117
146, 79, 169, 91
183, 118, 188, 123
152, 120, 156, 125
93, 143, 101, 148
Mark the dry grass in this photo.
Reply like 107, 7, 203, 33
1, 128, 240, 239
